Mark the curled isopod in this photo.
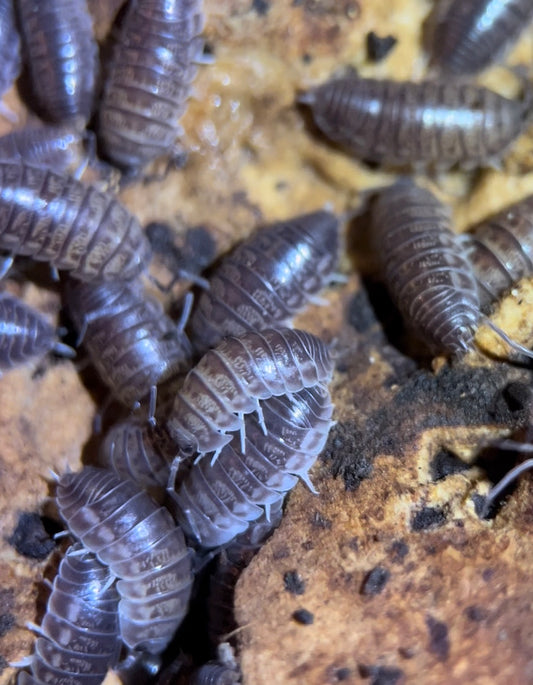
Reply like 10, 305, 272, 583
300, 75, 527, 168
0, 0, 21, 119
0, 292, 73, 370
171, 383, 334, 548
56, 466, 194, 655
189, 210, 341, 354
166, 327, 334, 461
98, 0, 205, 170
16, 0, 98, 125
0, 124, 87, 176
17, 543, 121, 685
0, 161, 151, 281
372, 181, 480, 355
429, 0, 533, 75
64, 278, 193, 412
460, 194, 533, 311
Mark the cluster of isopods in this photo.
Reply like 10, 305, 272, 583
3, 0, 533, 683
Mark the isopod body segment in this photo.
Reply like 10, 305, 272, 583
0, 0, 21, 106
56, 466, 194, 655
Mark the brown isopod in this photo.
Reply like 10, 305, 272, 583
17, 543, 121, 685
0, 161, 151, 281
0, 0, 21, 122
98, 0, 205, 170
189, 210, 342, 354
56, 466, 194, 655
300, 75, 528, 168
0, 292, 73, 370
16, 0, 98, 126
166, 327, 333, 461
64, 278, 193, 414
429, 0, 533, 75
459, 194, 533, 310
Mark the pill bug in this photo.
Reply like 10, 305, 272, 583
0, 292, 73, 370
16, 0, 98, 126
0, 0, 21, 119
166, 327, 334, 461
189, 210, 341, 354
64, 278, 193, 411
17, 542, 121, 685
300, 76, 527, 168
0, 161, 151, 282
459, 194, 533, 311
171, 384, 334, 548
371, 181, 481, 355
56, 466, 194, 655
430, 0, 533, 75
0, 124, 87, 176
98, 0, 205, 170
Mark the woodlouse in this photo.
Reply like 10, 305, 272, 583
0, 162, 151, 281
430, 0, 533, 75
371, 181, 481, 355
189, 210, 341, 354
171, 384, 333, 548
0, 292, 73, 370
18, 543, 121, 685
98, 0, 205, 170
16, 0, 98, 126
300, 75, 527, 168
64, 278, 193, 411
460, 194, 533, 311
0, 0, 21, 120
166, 327, 334, 461
56, 466, 194, 655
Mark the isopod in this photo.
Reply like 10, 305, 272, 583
17, 543, 121, 685
0, 292, 73, 369
371, 181, 480, 355
460, 194, 533, 310
64, 278, 193, 411
165, 327, 334, 460
171, 383, 333, 548
430, 0, 533, 75
16, 0, 98, 126
189, 210, 341, 354
0, 0, 21, 120
98, 0, 205, 170
300, 75, 527, 168
0, 162, 151, 281
56, 466, 194, 655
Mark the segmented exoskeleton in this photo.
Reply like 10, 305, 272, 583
0, 292, 73, 369
17, 543, 121, 685
171, 384, 334, 548
64, 278, 193, 410
0, 162, 151, 281
0, 0, 21, 118
98, 0, 205, 170
166, 327, 334, 461
189, 210, 341, 354
300, 76, 527, 168
372, 181, 481, 355
16, 0, 98, 125
430, 0, 533, 75
56, 466, 194, 655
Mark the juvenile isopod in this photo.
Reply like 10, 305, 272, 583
16, 0, 98, 126
0, 0, 21, 121
171, 384, 333, 548
300, 75, 527, 168
371, 181, 481, 355
0, 292, 73, 370
429, 0, 533, 75
459, 194, 533, 310
98, 0, 205, 170
64, 278, 193, 412
165, 327, 334, 461
56, 466, 194, 655
0, 162, 151, 281
189, 210, 341, 354
17, 543, 121, 685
